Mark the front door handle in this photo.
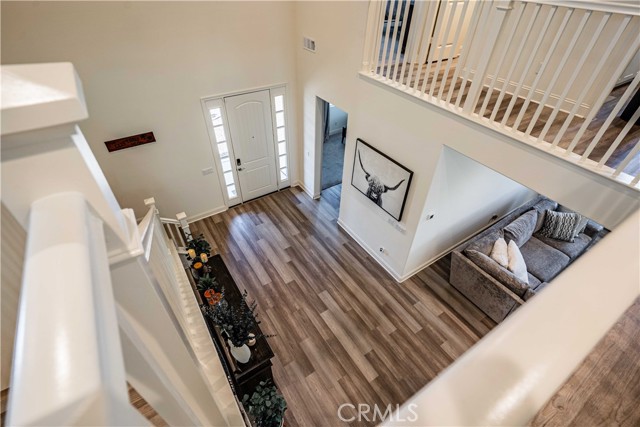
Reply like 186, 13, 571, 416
237, 167, 244, 171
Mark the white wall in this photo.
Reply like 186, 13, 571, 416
405, 147, 536, 275
328, 104, 348, 136
1, 1, 298, 219
294, 1, 639, 281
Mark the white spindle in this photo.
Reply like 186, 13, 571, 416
489, 4, 542, 122
603, 108, 640, 172
478, 2, 527, 118
500, 6, 557, 127
581, 72, 640, 161
393, 0, 412, 84
438, 1, 471, 100
429, 0, 459, 99
462, 1, 514, 113
379, 0, 396, 78
563, 31, 639, 153
513, 8, 573, 130
612, 133, 640, 177
385, 0, 403, 79
525, 10, 591, 136
631, 171, 640, 187
362, 0, 383, 73
411, 0, 440, 92
536, 12, 609, 143
449, 0, 485, 105
372, 1, 388, 74
405, 1, 432, 89
420, 0, 449, 94
552, 14, 631, 149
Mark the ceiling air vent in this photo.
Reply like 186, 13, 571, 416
303, 37, 316, 53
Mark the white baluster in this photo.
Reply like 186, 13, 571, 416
512, 8, 574, 131
500, 6, 557, 128
428, 0, 459, 99
536, 12, 609, 144
478, 2, 527, 118
393, 0, 413, 85
438, 1, 471, 100
580, 72, 640, 163
488, 4, 542, 122
552, 15, 632, 149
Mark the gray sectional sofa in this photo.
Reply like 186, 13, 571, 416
450, 196, 607, 322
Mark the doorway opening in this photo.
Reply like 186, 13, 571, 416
319, 100, 348, 206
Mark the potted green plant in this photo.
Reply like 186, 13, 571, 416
196, 274, 221, 293
202, 291, 273, 363
242, 380, 287, 427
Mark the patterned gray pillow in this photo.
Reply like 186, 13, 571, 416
540, 210, 584, 242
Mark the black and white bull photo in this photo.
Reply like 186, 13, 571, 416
358, 150, 405, 207
351, 139, 413, 221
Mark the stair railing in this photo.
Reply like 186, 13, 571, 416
1, 63, 241, 426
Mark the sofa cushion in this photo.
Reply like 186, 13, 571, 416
467, 229, 502, 256
504, 210, 537, 247
464, 249, 528, 297
490, 237, 509, 268
520, 237, 570, 282
539, 210, 584, 242
507, 240, 528, 283
557, 205, 604, 237
532, 199, 559, 232
535, 232, 592, 260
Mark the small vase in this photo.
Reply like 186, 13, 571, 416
228, 340, 251, 363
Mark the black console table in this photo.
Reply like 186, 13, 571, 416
188, 254, 275, 398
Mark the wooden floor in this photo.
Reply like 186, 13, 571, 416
380, 59, 640, 177
190, 185, 496, 426
532, 297, 640, 427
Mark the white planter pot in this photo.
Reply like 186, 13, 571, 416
228, 340, 251, 363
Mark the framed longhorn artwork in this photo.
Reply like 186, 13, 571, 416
351, 138, 413, 221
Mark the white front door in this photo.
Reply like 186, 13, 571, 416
224, 90, 278, 202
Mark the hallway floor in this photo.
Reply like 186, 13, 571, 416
321, 133, 346, 190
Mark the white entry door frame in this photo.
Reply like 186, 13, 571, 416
225, 90, 278, 202
201, 84, 291, 207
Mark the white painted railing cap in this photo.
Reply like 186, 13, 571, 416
1, 62, 88, 135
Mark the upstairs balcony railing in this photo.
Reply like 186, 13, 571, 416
361, 0, 640, 189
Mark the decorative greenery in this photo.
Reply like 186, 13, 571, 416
242, 380, 287, 427
202, 290, 274, 347
197, 274, 221, 292
186, 234, 211, 259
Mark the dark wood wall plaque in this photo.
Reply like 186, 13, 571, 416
105, 132, 155, 152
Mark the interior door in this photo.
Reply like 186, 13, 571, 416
224, 90, 278, 202
417, 1, 475, 62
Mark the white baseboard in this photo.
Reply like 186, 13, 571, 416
336, 218, 404, 283
464, 69, 591, 118
294, 181, 319, 199
186, 205, 228, 223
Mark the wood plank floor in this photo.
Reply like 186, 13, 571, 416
380, 59, 640, 177
190, 185, 496, 426
531, 297, 640, 427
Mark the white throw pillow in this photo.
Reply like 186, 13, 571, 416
507, 240, 528, 284
490, 237, 509, 268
